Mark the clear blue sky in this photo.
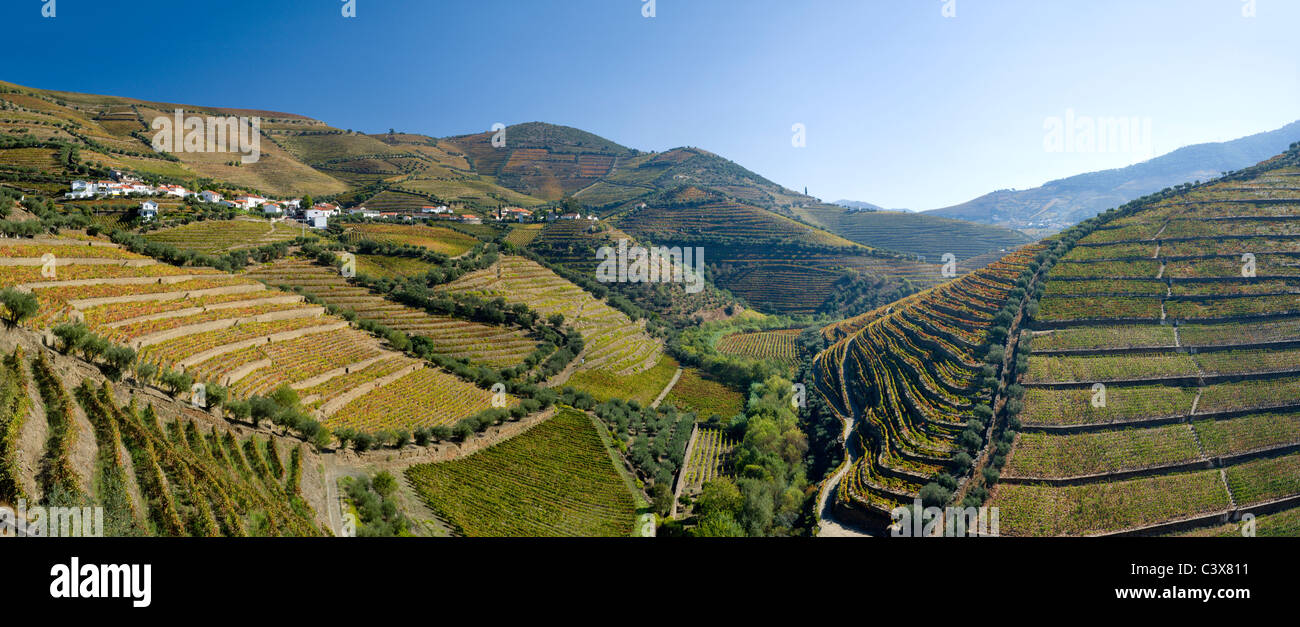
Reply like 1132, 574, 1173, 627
4, 0, 1297, 209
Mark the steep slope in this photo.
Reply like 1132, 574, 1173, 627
0, 79, 350, 197
816, 144, 1300, 536
812, 246, 1045, 528
927, 120, 1300, 233
988, 145, 1300, 536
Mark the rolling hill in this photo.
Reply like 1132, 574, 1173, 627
927, 120, 1300, 234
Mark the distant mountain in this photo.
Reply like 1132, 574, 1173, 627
926, 120, 1300, 232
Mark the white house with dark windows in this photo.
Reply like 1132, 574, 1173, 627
139, 200, 159, 221
199, 190, 223, 204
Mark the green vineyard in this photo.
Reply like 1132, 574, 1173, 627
986, 147, 1300, 535
404, 407, 640, 537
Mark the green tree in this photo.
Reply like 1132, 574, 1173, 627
0, 288, 39, 327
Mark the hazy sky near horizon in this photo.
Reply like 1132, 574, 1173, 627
4, 0, 1297, 209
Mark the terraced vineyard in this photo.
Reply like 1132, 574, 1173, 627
438, 255, 662, 377
0, 239, 523, 439
404, 407, 640, 536
989, 148, 1300, 535
813, 244, 1046, 523
145, 219, 301, 254
244, 258, 539, 368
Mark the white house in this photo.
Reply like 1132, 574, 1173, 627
262, 202, 283, 216
200, 191, 223, 204
458, 214, 482, 225
304, 208, 332, 223
139, 201, 159, 221
158, 184, 188, 198
311, 215, 328, 229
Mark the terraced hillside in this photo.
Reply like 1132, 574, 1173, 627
791, 204, 1034, 266
989, 147, 1300, 536
0, 239, 513, 437
443, 122, 638, 201
0, 344, 324, 536
526, 218, 741, 324
813, 244, 1046, 526
0, 80, 349, 197
438, 256, 663, 378
243, 257, 540, 369
612, 187, 944, 314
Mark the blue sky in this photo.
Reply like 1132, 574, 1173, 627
4, 0, 1297, 209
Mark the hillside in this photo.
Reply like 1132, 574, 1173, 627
813, 245, 1045, 526
927, 120, 1300, 233
610, 186, 944, 314
990, 146, 1300, 536
814, 144, 1300, 536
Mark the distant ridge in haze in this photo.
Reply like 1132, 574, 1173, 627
926, 120, 1300, 234
832, 200, 914, 213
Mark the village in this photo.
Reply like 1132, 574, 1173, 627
62, 170, 599, 228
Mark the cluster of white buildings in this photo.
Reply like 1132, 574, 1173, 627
63, 174, 520, 229
65, 179, 192, 200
